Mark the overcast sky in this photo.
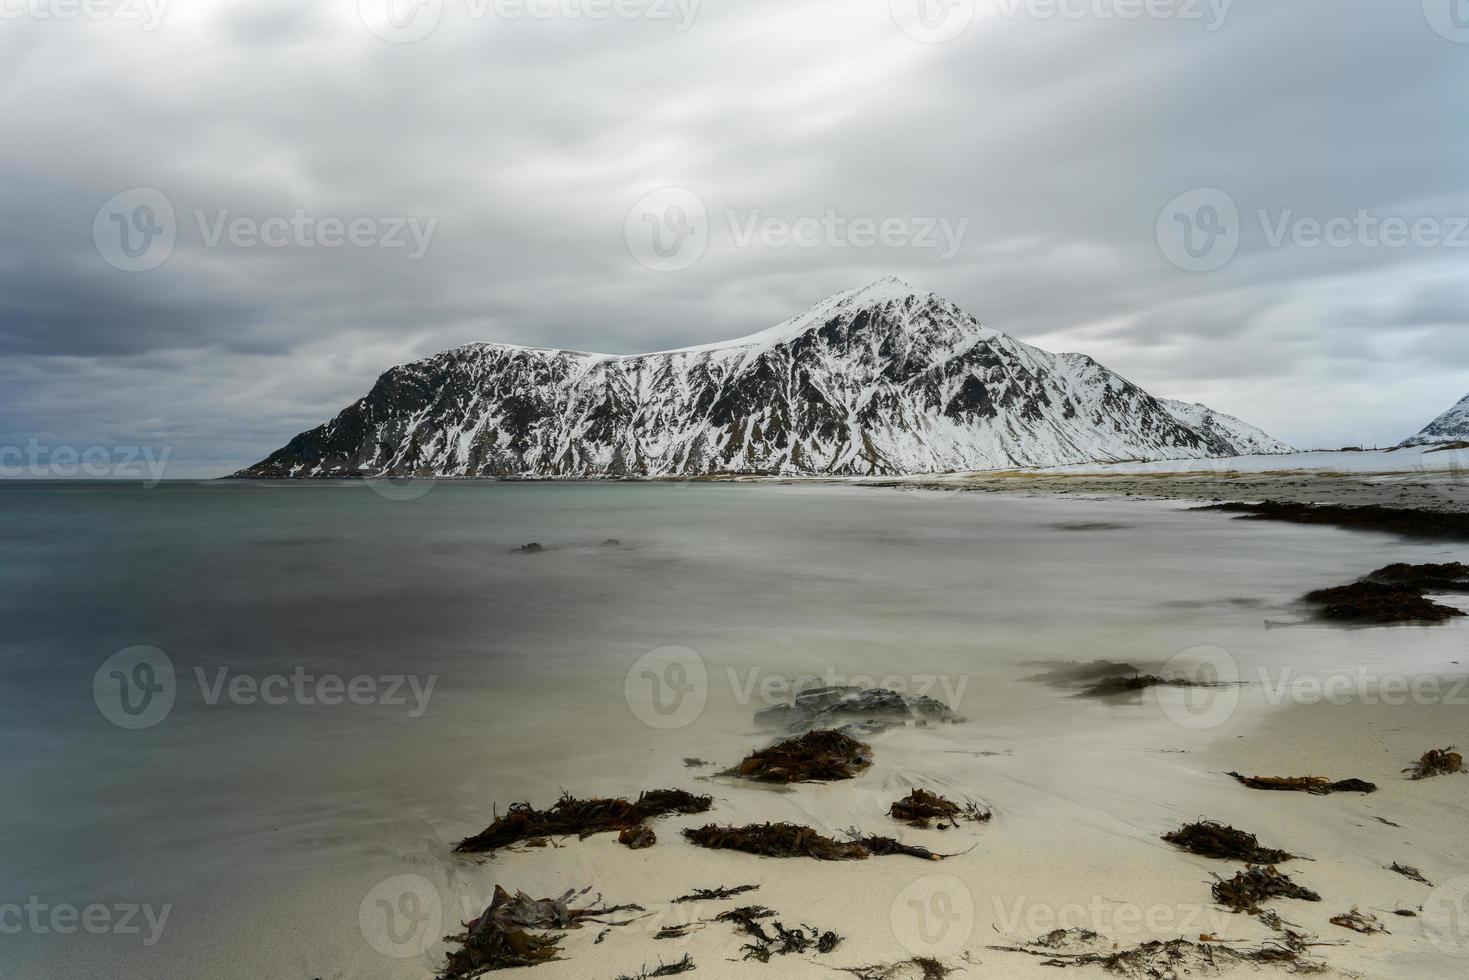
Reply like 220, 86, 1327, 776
3, 0, 1467, 477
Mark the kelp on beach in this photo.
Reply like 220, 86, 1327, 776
439, 885, 646, 978
733, 729, 873, 783
1212, 865, 1321, 913
1404, 747, 1463, 780
889, 788, 991, 828
1202, 501, 1469, 540
1228, 771, 1377, 795
456, 789, 713, 853
1163, 820, 1295, 863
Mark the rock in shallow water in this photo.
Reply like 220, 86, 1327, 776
754, 686, 959, 733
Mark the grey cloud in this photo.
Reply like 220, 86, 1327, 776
1, 0, 1466, 472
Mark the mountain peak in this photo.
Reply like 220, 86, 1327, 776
236, 283, 1289, 480
1402, 391, 1469, 446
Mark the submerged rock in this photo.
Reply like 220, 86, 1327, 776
754, 686, 959, 733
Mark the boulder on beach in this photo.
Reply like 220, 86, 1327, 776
754, 686, 959, 733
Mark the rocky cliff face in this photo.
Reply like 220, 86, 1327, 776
236, 278, 1290, 479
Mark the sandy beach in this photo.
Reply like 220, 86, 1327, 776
9, 475, 1466, 980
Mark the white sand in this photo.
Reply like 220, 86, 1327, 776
335, 675, 1466, 980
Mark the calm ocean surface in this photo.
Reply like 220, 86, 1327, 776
2, 480, 1460, 978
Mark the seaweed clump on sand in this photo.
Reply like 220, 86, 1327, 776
1163, 820, 1295, 863
1404, 747, 1464, 779
1212, 866, 1321, 913
671, 883, 759, 904
682, 823, 869, 861
1200, 501, 1469, 541
714, 905, 842, 961
683, 822, 962, 862
1228, 772, 1377, 795
988, 927, 1328, 975
439, 885, 645, 977
1081, 673, 1215, 697
889, 788, 991, 828
614, 954, 696, 979
1330, 908, 1389, 934
618, 825, 656, 849
455, 789, 712, 853
1368, 562, 1469, 590
1303, 580, 1465, 623
837, 958, 957, 980
734, 730, 873, 783
1388, 862, 1432, 885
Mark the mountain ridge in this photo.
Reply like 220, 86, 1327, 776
235, 279, 1291, 479
1402, 393, 1469, 447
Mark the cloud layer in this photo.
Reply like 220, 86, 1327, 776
3, 0, 1467, 476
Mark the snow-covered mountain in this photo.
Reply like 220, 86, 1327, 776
1402, 393, 1469, 447
1154, 399, 1292, 457
235, 278, 1291, 479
